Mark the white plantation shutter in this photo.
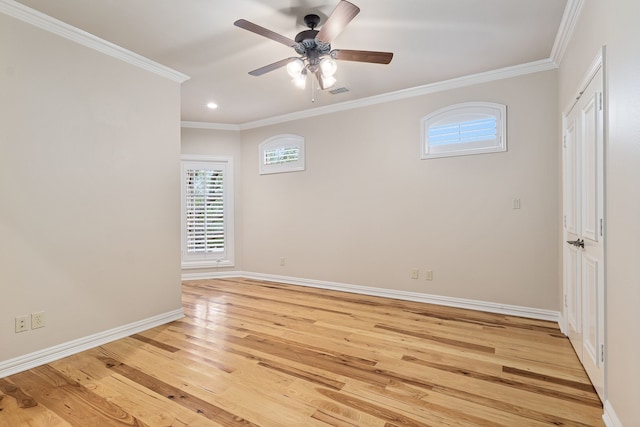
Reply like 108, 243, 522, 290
181, 157, 234, 267
421, 102, 506, 159
185, 169, 224, 253
264, 146, 300, 165
428, 117, 497, 146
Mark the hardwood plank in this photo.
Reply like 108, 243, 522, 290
6, 365, 148, 426
502, 365, 597, 392
374, 323, 496, 354
257, 360, 346, 390
130, 334, 181, 353
0, 378, 38, 408
377, 358, 603, 425
49, 351, 225, 427
355, 380, 538, 427
0, 381, 73, 427
402, 355, 602, 407
312, 409, 375, 427
99, 356, 257, 426
1, 278, 605, 426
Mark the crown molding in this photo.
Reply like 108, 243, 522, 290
0, 0, 190, 83
181, 121, 242, 131
550, 0, 585, 65
187, 58, 557, 131
242, 59, 557, 130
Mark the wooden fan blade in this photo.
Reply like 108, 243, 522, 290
234, 19, 298, 47
332, 49, 393, 64
316, 0, 360, 43
249, 57, 298, 76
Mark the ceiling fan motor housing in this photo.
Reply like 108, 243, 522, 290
295, 32, 331, 59
295, 29, 319, 44
294, 14, 331, 57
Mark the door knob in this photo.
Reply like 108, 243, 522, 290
567, 239, 585, 248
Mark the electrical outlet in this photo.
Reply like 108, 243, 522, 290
425, 270, 433, 281
15, 315, 29, 333
512, 197, 521, 209
411, 268, 419, 279
32, 311, 45, 329
280, 257, 286, 266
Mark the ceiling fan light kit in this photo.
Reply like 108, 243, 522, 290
234, 0, 393, 97
286, 58, 306, 78
320, 57, 338, 76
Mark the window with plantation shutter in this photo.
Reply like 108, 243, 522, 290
421, 102, 507, 159
181, 156, 234, 268
264, 146, 300, 165
259, 134, 305, 174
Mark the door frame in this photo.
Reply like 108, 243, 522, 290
560, 47, 607, 400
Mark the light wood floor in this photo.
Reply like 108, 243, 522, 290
1, 278, 604, 426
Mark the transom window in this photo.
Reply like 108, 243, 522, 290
421, 102, 507, 159
259, 134, 305, 174
264, 146, 300, 166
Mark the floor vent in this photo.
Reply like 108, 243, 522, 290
329, 86, 349, 95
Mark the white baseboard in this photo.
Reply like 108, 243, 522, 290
0, 309, 184, 379
558, 311, 568, 335
603, 400, 623, 427
182, 270, 561, 323
181, 270, 238, 281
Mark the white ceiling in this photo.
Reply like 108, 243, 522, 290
15, 0, 568, 125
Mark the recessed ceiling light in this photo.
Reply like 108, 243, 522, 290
206, 102, 218, 109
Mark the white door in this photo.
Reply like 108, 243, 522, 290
563, 65, 605, 401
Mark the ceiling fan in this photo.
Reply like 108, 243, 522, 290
234, 0, 393, 91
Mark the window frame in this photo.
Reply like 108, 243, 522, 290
421, 102, 507, 159
259, 134, 305, 175
180, 155, 234, 269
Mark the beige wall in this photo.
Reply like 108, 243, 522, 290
0, 14, 183, 361
559, 1, 640, 423
182, 70, 560, 310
